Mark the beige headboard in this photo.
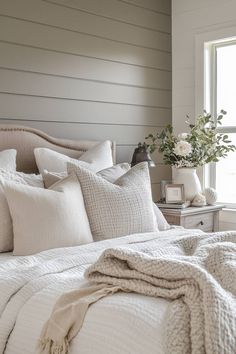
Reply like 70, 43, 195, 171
0, 125, 116, 173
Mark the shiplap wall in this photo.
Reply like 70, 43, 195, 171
0, 0, 171, 201
172, 0, 236, 229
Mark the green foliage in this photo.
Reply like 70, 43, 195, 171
138, 111, 236, 168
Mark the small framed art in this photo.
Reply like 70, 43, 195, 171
165, 184, 185, 204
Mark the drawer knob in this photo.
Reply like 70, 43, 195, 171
199, 221, 204, 226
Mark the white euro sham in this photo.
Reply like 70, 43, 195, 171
0, 149, 17, 171
34, 141, 113, 175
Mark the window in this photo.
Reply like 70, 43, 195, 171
205, 39, 236, 208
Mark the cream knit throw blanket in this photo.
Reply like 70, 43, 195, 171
39, 231, 236, 354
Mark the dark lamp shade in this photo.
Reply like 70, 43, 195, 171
131, 147, 156, 167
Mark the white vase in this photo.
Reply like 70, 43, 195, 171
172, 167, 202, 202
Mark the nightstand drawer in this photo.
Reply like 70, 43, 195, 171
159, 204, 223, 232
184, 212, 214, 232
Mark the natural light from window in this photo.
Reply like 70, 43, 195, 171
217, 45, 236, 126
215, 43, 236, 206
216, 134, 236, 204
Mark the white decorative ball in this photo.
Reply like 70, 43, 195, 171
204, 188, 217, 205
191, 193, 206, 207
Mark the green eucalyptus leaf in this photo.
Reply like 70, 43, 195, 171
141, 110, 235, 167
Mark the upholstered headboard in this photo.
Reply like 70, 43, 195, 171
0, 125, 116, 173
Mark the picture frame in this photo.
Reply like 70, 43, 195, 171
165, 184, 185, 204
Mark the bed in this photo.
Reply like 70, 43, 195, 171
0, 124, 173, 354
0, 125, 235, 354
0, 125, 116, 173
0, 229, 198, 354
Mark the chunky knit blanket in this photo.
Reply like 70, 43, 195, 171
86, 231, 236, 354
39, 231, 236, 354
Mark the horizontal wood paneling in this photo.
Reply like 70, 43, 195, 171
172, 0, 233, 15
0, 94, 171, 126
0, 119, 163, 145
0, 0, 171, 200
151, 183, 161, 202
120, 0, 171, 14
43, 0, 171, 32
0, 0, 171, 52
0, 119, 170, 179
0, 17, 171, 70
0, 42, 171, 90
150, 166, 171, 183
0, 119, 166, 200
116, 145, 165, 163
0, 68, 171, 107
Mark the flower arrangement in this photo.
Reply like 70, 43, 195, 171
141, 111, 236, 168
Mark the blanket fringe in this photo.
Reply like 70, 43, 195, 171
37, 337, 69, 354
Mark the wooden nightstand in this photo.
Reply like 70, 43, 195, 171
158, 205, 224, 232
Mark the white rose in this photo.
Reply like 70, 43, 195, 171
173, 140, 192, 157
178, 133, 189, 140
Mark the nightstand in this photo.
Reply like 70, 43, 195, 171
158, 205, 224, 232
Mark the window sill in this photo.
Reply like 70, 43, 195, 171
223, 208, 236, 212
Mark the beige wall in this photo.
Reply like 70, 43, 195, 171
0, 0, 171, 200
172, 0, 236, 228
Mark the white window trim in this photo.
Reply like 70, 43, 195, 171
195, 26, 236, 209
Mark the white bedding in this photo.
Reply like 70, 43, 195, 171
0, 228, 203, 354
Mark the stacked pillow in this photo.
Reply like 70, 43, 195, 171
0, 168, 44, 252
0, 142, 169, 256
0, 149, 17, 252
68, 162, 158, 241
43, 162, 131, 188
44, 163, 170, 234
3, 174, 93, 255
44, 161, 169, 238
34, 141, 114, 174
0, 149, 17, 171
0, 149, 44, 252
0, 141, 114, 255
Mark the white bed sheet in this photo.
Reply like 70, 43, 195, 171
0, 229, 203, 354
0, 252, 14, 261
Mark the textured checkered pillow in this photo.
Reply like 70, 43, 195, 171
68, 162, 158, 241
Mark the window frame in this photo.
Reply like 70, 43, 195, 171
207, 39, 236, 208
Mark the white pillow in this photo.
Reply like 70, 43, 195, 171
34, 141, 113, 175
0, 170, 44, 252
43, 163, 131, 188
2, 174, 93, 256
0, 169, 44, 188
0, 149, 17, 171
98, 164, 169, 231
69, 162, 158, 241
153, 203, 170, 231
43, 162, 170, 232
97, 163, 130, 183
